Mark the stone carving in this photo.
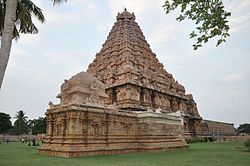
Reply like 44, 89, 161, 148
39, 9, 236, 158
86, 10, 202, 137
39, 104, 187, 157
56, 72, 108, 106
155, 107, 162, 113
48, 101, 55, 109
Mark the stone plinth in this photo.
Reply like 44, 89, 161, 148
39, 104, 188, 157
39, 70, 187, 157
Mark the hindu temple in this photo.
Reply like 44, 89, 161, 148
39, 10, 236, 157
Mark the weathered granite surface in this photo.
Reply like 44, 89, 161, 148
39, 71, 187, 157
56, 72, 108, 106
200, 120, 236, 136
39, 9, 236, 157
87, 10, 201, 137
39, 104, 188, 157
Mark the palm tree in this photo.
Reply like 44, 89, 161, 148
51, 0, 67, 5
13, 110, 28, 135
0, 0, 17, 90
0, 0, 45, 39
0, 0, 45, 90
14, 110, 27, 120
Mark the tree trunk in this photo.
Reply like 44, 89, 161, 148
0, 0, 17, 90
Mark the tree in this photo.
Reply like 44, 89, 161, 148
0, 0, 17, 90
51, 0, 67, 5
11, 110, 28, 135
0, 112, 12, 133
237, 123, 250, 134
0, 0, 45, 39
28, 117, 46, 135
163, 0, 231, 50
0, 0, 45, 90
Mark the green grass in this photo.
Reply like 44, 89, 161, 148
0, 141, 249, 166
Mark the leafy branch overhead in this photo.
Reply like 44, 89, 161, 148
0, 0, 45, 39
163, 0, 231, 50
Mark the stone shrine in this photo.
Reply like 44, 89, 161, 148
39, 10, 236, 157
39, 72, 187, 157
87, 9, 202, 137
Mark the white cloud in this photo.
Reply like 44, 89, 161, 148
11, 47, 30, 57
97, 23, 110, 32
44, 10, 85, 25
8, 47, 33, 72
223, 73, 244, 82
229, 13, 250, 33
108, 0, 165, 18
148, 24, 177, 45
15, 33, 41, 47
63, 66, 85, 79
226, 0, 250, 34
33, 1, 98, 26
108, 0, 144, 17
46, 51, 80, 63
229, 0, 250, 13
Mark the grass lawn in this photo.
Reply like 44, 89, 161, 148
0, 141, 249, 166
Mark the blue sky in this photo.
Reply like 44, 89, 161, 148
0, 0, 249, 127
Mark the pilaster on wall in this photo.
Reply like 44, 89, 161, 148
39, 104, 188, 157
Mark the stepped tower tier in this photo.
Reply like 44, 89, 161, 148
39, 10, 236, 157
87, 10, 201, 136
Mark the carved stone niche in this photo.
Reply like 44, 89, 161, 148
116, 85, 139, 101
56, 72, 109, 106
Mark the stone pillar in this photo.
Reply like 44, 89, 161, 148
139, 87, 144, 104
62, 117, 67, 141
46, 115, 52, 136
171, 97, 179, 111
150, 90, 155, 108
179, 99, 187, 112
111, 88, 117, 104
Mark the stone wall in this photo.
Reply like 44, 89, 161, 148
201, 120, 237, 136
39, 104, 188, 157
0, 134, 36, 142
225, 135, 250, 142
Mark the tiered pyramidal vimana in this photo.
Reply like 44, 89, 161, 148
39, 10, 236, 157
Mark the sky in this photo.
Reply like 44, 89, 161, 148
0, 0, 249, 127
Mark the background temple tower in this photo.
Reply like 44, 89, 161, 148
87, 10, 201, 137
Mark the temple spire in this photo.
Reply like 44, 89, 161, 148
87, 10, 194, 113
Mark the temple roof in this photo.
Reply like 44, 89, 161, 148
87, 10, 187, 98
116, 9, 136, 21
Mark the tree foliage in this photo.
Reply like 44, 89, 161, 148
28, 117, 46, 135
11, 110, 28, 135
237, 123, 250, 134
0, 0, 45, 39
51, 0, 67, 6
0, 112, 12, 134
163, 0, 231, 50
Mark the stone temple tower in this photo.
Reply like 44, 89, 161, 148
87, 9, 202, 137
39, 10, 236, 157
